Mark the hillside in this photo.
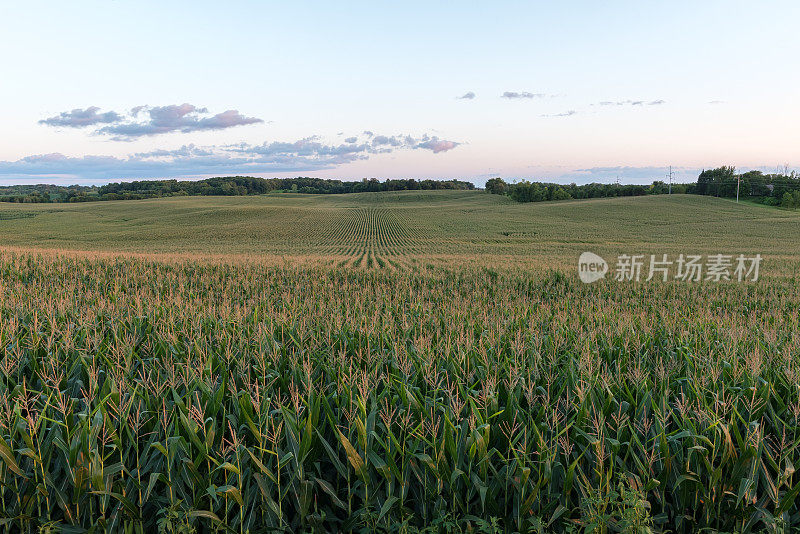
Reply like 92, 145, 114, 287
0, 191, 797, 269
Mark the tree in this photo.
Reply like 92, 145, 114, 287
696, 167, 736, 197
650, 181, 669, 195
485, 177, 507, 195
781, 192, 794, 210
551, 187, 572, 201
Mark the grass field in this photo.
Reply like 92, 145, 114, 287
1, 192, 800, 532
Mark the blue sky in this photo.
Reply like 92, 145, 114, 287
2, 1, 799, 185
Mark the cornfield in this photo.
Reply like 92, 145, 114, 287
0, 249, 798, 532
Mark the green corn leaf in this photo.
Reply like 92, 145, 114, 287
0, 436, 26, 478
314, 477, 347, 510
217, 485, 244, 506
378, 495, 398, 522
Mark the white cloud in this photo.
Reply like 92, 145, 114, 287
40, 103, 264, 139
0, 133, 460, 182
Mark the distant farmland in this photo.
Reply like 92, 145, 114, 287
1, 190, 798, 265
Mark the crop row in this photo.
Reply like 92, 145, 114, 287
0, 252, 798, 532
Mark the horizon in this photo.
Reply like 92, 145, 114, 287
3, 1, 800, 187
1, 167, 796, 191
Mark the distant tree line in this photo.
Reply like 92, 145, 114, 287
6, 169, 800, 208
0, 184, 98, 203
484, 177, 685, 202
0, 177, 475, 203
687, 166, 800, 208
487, 167, 800, 209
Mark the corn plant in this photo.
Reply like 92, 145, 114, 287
0, 251, 798, 532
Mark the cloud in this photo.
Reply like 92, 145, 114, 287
39, 107, 123, 128
372, 135, 405, 148
501, 91, 547, 99
344, 136, 358, 143
99, 104, 263, 139
597, 99, 665, 106
541, 110, 577, 117
40, 103, 264, 139
0, 133, 460, 182
708, 100, 725, 105
416, 138, 459, 153
599, 100, 641, 106
457, 91, 476, 100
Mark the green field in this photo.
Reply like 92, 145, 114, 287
1, 192, 800, 532
2, 191, 799, 267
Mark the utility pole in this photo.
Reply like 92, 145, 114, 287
667, 165, 673, 194
736, 173, 740, 203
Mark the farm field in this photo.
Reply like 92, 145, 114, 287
1, 192, 800, 532
1, 191, 800, 267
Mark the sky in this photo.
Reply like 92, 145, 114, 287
1, 1, 799, 186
